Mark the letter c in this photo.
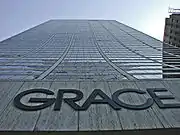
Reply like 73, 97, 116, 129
14, 89, 56, 111
112, 89, 154, 110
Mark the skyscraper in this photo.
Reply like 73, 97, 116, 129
0, 20, 173, 80
163, 12, 180, 47
163, 10, 180, 78
0, 20, 180, 134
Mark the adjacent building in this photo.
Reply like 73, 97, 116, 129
163, 11, 180, 78
0, 20, 180, 134
163, 12, 180, 47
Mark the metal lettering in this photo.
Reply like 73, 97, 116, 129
13, 87, 180, 111
54, 89, 83, 111
14, 89, 56, 111
147, 88, 180, 108
81, 89, 121, 110
112, 89, 154, 110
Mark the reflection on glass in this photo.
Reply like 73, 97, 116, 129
0, 20, 179, 80
163, 43, 180, 79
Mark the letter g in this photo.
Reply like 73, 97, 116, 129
14, 89, 56, 111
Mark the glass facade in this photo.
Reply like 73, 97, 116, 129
0, 20, 180, 81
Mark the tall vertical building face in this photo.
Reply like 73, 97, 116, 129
163, 14, 180, 78
0, 20, 180, 134
163, 13, 180, 47
0, 20, 169, 80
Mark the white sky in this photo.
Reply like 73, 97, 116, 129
0, 0, 180, 41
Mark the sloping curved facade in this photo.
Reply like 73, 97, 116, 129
0, 20, 180, 134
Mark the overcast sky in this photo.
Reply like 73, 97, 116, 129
0, 0, 180, 41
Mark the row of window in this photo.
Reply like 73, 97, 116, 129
1, 20, 180, 80
171, 18, 179, 23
